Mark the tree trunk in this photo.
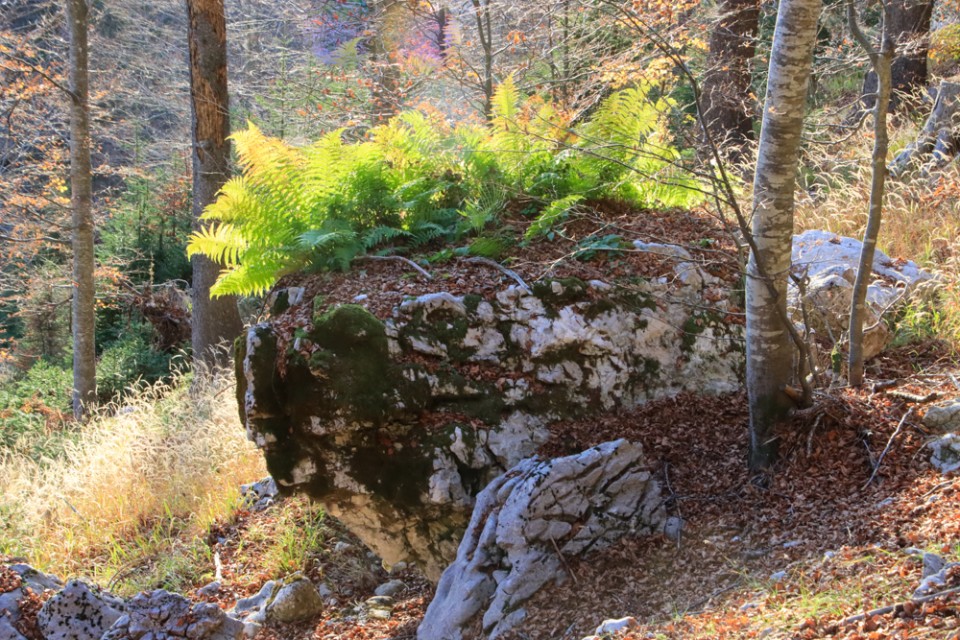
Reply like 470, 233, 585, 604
890, 81, 960, 173
848, 1, 893, 388
67, 0, 96, 418
747, 0, 821, 471
186, 0, 243, 368
860, 0, 932, 112
701, 0, 760, 163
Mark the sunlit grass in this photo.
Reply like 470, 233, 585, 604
0, 367, 266, 594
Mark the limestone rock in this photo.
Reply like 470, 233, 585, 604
789, 231, 932, 361
239, 272, 740, 579
417, 439, 663, 640
595, 617, 639, 635
102, 590, 242, 640
924, 401, 960, 433
264, 577, 323, 623
929, 434, 960, 474
240, 477, 279, 512
0, 564, 63, 640
913, 555, 959, 599
38, 580, 124, 640
374, 580, 406, 598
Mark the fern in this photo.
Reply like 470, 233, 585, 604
525, 195, 584, 240
187, 79, 698, 298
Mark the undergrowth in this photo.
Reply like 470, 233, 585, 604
188, 78, 701, 297
0, 367, 266, 595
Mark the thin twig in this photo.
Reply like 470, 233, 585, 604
462, 256, 531, 292
863, 407, 915, 489
549, 537, 578, 585
356, 255, 433, 281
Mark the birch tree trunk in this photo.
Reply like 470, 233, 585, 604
67, 0, 96, 418
747, 0, 821, 471
187, 0, 243, 367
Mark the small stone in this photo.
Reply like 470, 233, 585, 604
595, 617, 638, 635
783, 540, 802, 549
230, 581, 277, 619
333, 542, 354, 554
823, 551, 837, 560
374, 580, 405, 598
197, 581, 221, 597
663, 516, 683, 541
367, 608, 392, 620
388, 561, 408, 575
769, 571, 788, 583
317, 583, 334, 599
365, 596, 394, 608
265, 577, 324, 623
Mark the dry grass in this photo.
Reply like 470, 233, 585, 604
0, 367, 265, 593
793, 120, 960, 346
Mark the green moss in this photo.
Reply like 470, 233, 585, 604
233, 335, 247, 426
531, 278, 588, 317
308, 305, 393, 423
348, 435, 434, 507
680, 310, 727, 353
271, 289, 291, 315
400, 307, 477, 363
463, 293, 483, 316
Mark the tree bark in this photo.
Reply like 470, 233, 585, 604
701, 0, 760, 163
747, 0, 821, 471
67, 0, 96, 418
848, 0, 893, 388
860, 0, 932, 112
186, 0, 243, 367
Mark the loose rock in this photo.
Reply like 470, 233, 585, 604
38, 580, 125, 640
102, 590, 242, 640
418, 439, 663, 640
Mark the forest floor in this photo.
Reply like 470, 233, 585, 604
11, 339, 957, 640
5, 203, 960, 639
225, 337, 960, 640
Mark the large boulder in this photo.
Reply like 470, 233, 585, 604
790, 231, 933, 359
37, 580, 124, 640
417, 439, 663, 640
239, 264, 742, 580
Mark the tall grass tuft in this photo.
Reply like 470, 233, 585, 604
0, 367, 265, 593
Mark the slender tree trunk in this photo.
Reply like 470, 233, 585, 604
860, 0, 932, 112
471, 0, 494, 118
187, 0, 243, 367
890, 81, 960, 173
67, 0, 96, 418
701, 0, 760, 163
747, 0, 821, 471
848, 2, 894, 387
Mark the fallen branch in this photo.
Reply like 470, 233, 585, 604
886, 390, 939, 403
357, 255, 433, 281
462, 256, 531, 292
863, 407, 915, 489
836, 585, 960, 627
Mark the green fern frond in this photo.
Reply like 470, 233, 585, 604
363, 225, 412, 249
491, 75, 520, 126
210, 260, 283, 298
525, 195, 584, 240
186, 223, 247, 266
